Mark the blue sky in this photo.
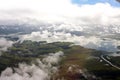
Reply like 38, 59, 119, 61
72, 0, 120, 7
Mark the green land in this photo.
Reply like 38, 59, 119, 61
0, 40, 120, 80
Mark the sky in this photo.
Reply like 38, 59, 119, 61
72, 0, 120, 7
0, 0, 120, 25
0, 1, 120, 79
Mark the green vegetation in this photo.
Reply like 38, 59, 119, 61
0, 40, 120, 80
85, 58, 120, 80
53, 46, 120, 80
109, 56, 120, 66
7, 40, 72, 56
54, 46, 93, 80
0, 40, 72, 73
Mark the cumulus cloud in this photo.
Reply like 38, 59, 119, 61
19, 30, 118, 52
19, 30, 94, 44
0, 0, 120, 25
43, 51, 64, 64
0, 0, 119, 51
0, 38, 13, 52
0, 51, 64, 80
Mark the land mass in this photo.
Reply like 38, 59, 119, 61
0, 40, 120, 80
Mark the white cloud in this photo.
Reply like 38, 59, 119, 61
0, 0, 120, 25
0, 38, 13, 52
20, 30, 101, 47
43, 51, 64, 64
0, 51, 64, 80
0, 0, 119, 51
20, 30, 118, 52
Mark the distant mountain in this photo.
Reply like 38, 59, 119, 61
0, 24, 40, 34
0, 21, 119, 37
